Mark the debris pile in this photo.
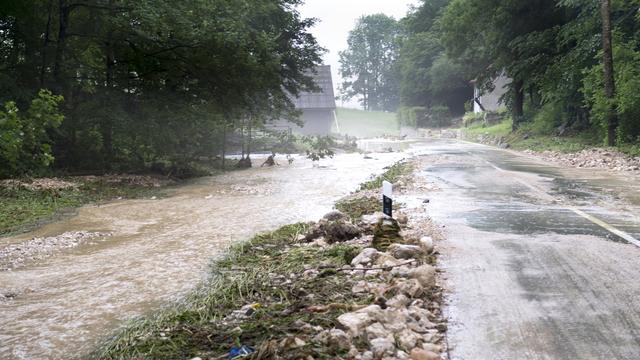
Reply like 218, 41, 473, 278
524, 148, 640, 173
0, 231, 111, 270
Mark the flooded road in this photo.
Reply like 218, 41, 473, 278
0, 152, 406, 359
419, 140, 640, 359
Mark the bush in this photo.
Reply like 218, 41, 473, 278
397, 106, 426, 128
420, 105, 451, 128
0, 90, 64, 178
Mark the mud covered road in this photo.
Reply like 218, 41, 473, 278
419, 139, 640, 359
0, 153, 407, 359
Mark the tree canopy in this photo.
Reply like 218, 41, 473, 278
0, 0, 322, 177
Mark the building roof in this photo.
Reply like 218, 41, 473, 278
292, 65, 336, 110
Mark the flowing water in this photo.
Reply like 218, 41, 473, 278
0, 152, 406, 359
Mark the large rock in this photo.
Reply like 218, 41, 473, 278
374, 252, 404, 267
409, 265, 436, 289
395, 279, 424, 298
388, 244, 424, 260
397, 328, 421, 351
351, 248, 379, 266
365, 322, 387, 341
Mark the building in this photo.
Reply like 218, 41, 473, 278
275, 65, 337, 135
473, 73, 510, 113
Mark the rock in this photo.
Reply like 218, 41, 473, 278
337, 307, 379, 336
397, 328, 421, 350
351, 248, 379, 267
279, 337, 306, 349
419, 236, 434, 254
374, 252, 404, 267
396, 279, 424, 298
387, 294, 411, 308
395, 351, 411, 360
361, 212, 385, 226
359, 351, 374, 360
324, 210, 347, 221
365, 322, 388, 340
388, 244, 424, 260
409, 265, 436, 288
370, 336, 396, 357
327, 329, 351, 351
421, 343, 442, 353
323, 220, 362, 243
410, 348, 440, 360
396, 213, 409, 225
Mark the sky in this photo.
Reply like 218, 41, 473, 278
298, 0, 420, 108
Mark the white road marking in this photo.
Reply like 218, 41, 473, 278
468, 152, 640, 248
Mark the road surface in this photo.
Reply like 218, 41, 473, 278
419, 139, 640, 359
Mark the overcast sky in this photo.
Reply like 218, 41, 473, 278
298, 0, 420, 108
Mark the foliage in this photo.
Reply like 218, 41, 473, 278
302, 136, 335, 161
0, 0, 322, 174
339, 14, 402, 111
0, 90, 64, 178
397, 106, 426, 128
358, 161, 413, 191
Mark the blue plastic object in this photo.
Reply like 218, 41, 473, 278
229, 345, 255, 359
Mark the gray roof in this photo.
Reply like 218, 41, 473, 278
292, 65, 336, 110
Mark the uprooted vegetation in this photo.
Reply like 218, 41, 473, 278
95, 160, 445, 360
335, 161, 413, 221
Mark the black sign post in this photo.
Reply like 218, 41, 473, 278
383, 195, 393, 217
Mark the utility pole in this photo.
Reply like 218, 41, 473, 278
601, 0, 617, 146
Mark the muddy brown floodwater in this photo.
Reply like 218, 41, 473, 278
0, 152, 408, 359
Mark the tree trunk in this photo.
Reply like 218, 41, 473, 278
247, 115, 252, 157
601, 0, 617, 146
221, 123, 227, 170
512, 79, 524, 132
53, 0, 70, 85
40, 0, 55, 86
102, 11, 115, 169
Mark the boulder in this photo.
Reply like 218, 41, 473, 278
323, 220, 362, 243
397, 328, 421, 351
374, 252, 404, 267
396, 212, 409, 225
327, 329, 351, 351
396, 279, 424, 298
388, 244, 424, 260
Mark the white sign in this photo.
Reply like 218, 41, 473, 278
382, 181, 393, 199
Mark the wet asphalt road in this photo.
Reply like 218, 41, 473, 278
419, 140, 640, 360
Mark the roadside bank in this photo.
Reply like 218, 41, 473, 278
95, 160, 448, 360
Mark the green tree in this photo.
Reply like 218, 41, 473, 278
0, 90, 64, 178
339, 14, 401, 111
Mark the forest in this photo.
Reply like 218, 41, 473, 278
339, 0, 640, 152
0, 0, 322, 178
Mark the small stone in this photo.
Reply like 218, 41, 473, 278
327, 329, 351, 351
387, 294, 411, 308
419, 236, 434, 254
396, 213, 409, 225
338, 310, 375, 336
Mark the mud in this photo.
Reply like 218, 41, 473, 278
0, 153, 406, 360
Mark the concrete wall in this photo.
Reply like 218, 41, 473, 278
270, 109, 335, 136
474, 74, 510, 113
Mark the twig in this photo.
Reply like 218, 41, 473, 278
335, 259, 418, 272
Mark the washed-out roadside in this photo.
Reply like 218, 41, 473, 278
94, 158, 448, 360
